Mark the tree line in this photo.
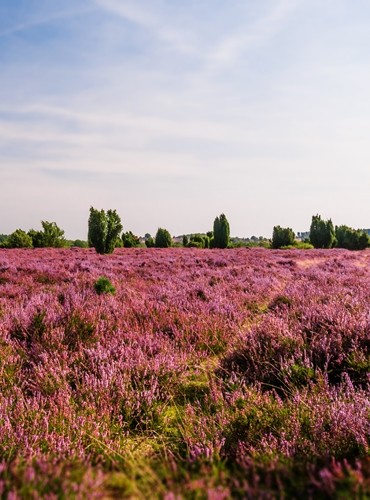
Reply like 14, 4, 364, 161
272, 215, 370, 250
1, 208, 369, 252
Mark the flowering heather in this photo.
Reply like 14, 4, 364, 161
0, 247, 369, 498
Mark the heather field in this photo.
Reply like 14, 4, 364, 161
0, 247, 369, 499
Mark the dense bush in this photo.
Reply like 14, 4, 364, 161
272, 225, 295, 249
28, 221, 66, 248
88, 207, 123, 254
6, 229, 33, 248
93, 276, 116, 295
155, 227, 172, 248
122, 231, 141, 248
310, 214, 336, 248
335, 224, 370, 250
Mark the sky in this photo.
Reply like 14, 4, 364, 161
0, 0, 369, 239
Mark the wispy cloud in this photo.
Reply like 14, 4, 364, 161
205, 0, 302, 71
1, 0, 370, 237
0, 6, 96, 38
93, 0, 196, 54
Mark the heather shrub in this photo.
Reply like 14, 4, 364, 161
0, 247, 369, 498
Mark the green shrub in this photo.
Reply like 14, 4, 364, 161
94, 277, 116, 295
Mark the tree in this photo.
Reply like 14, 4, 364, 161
70, 239, 88, 248
7, 229, 33, 248
187, 234, 210, 248
88, 207, 123, 254
335, 225, 370, 250
272, 226, 295, 249
105, 209, 123, 254
122, 231, 141, 248
309, 215, 336, 249
27, 221, 66, 248
213, 213, 230, 249
155, 228, 172, 248
145, 235, 155, 248
40, 221, 66, 247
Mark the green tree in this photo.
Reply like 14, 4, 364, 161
105, 209, 123, 254
155, 228, 172, 248
309, 215, 336, 249
27, 221, 66, 248
145, 235, 155, 248
335, 225, 370, 250
7, 229, 33, 248
182, 235, 189, 247
272, 226, 295, 249
40, 221, 66, 247
122, 231, 141, 248
70, 239, 88, 248
213, 213, 230, 249
188, 234, 210, 248
28, 229, 44, 248
88, 207, 123, 254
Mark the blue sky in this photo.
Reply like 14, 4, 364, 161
1, 0, 369, 239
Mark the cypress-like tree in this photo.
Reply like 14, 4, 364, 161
309, 215, 336, 249
155, 228, 172, 248
213, 213, 230, 248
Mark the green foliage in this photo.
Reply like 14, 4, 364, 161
213, 213, 230, 249
93, 276, 116, 295
182, 235, 189, 247
0, 234, 9, 247
88, 207, 123, 254
27, 221, 66, 248
145, 235, 155, 248
105, 209, 123, 254
309, 215, 336, 249
155, 228, 172, 248
6, 229, 33, 248
27, 229, 44, 248
185, 234, 210, 248
272, 226, 295, 249
335, 225, 370, 250
41, 221, 66, 247
122, 231, 141, 248
69, 239, 88, 248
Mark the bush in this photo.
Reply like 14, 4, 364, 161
28, 221, 66, 248
272, 226, 295, 249
310, 215, 336, 248
88, 207, 123, 254
6, 229, 33, 248
122, 231, 141, 248
335, 225, 370, 250
155, 228, 172, 248
93, 277, 116, 295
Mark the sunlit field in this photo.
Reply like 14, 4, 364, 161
0, 247, 369, 498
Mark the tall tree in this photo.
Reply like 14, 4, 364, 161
213, 213, 230, 248
105, 209, 123, 254
309, 215, 336, 249
88, 207, 122, 254
155, 228, 172, 248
